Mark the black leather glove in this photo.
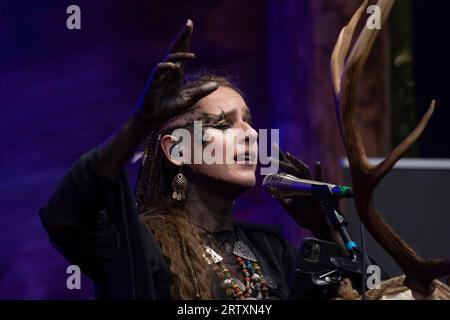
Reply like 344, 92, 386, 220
97, 19, 218, 179
271, 145, 335, 241
135, 19, 218, 127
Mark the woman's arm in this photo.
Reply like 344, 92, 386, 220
40, 19, 218, 288
39, 149, 118, 284
97, 19, 218, 180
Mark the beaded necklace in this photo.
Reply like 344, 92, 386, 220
200, 228, 270, 300
218, 256, 270, 300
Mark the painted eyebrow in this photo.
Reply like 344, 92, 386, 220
214, 107, 253, 126
195, 106, 252, 127
220, 108, 237, 117
194, 109, 231, 127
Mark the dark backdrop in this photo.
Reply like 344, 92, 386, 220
0, 0, 449, 299
413, 0, 450, 158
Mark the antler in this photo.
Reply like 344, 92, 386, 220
331, 0, 450, 295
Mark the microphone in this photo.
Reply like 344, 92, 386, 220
263, 173, 358, 259
262, 173, 353, 201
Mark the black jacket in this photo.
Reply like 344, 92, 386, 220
39, 149, 299, 299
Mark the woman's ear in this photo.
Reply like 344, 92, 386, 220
160, 134, 185, 166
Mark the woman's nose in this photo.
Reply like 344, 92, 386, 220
237, 121, 258, 143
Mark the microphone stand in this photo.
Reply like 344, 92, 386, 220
307, 200, 364, 291
323, 200, 373, 289
324, 200, 357, 261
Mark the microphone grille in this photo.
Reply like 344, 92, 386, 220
262, 174, 278, 187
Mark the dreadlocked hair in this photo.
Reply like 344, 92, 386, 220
135, 70, 244, 299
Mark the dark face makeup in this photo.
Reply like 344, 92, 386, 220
183, 86, 258, 190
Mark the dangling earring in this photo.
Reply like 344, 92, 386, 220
172, 167, 188, 201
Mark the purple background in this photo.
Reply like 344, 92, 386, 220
0, 0, 306, 299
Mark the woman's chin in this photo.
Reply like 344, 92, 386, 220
227, 174, 256, 188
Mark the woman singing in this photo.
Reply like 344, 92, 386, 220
40, 20, 336, 300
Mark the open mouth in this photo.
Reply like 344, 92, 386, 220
234, 152, 257, 163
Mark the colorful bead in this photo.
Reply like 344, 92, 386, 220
216, 253, 270, 300
251, 274, 260, 281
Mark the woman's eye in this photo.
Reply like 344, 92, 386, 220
212, 121, 234, 130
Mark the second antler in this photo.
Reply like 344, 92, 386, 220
331, 0, 450, 296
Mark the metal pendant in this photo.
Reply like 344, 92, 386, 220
232, 240, 258, 261
203, 246, 223, 264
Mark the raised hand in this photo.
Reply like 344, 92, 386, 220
98, 20, 218, 179
136, 19, 218, 128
